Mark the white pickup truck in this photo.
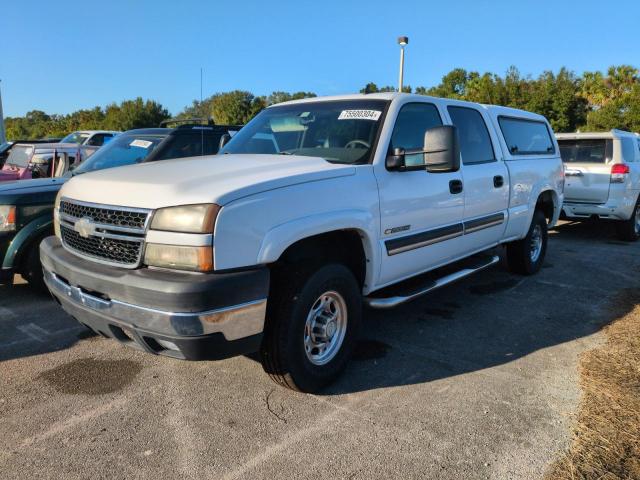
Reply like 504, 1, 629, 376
41, 93, 563, 392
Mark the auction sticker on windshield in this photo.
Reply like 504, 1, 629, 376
130, 139, 153, 148
338, 110, 382, 121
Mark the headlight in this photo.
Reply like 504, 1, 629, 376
0, 206, 16, 232
53, 191, 62, 238
150, 204, 220, 233
144, 244, 213, 272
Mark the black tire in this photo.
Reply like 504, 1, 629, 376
505, 209, 548, 275
615, 200, 640, 241
22, 242, 47, 292
260, 263, 362, 393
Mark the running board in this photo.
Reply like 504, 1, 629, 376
364, 254, 500, 309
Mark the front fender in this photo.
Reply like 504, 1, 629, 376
256, 209, 380, 292
2, 215, 54, 270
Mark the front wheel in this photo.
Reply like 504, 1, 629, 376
615, 200, 640, 242
505, 209, 548, 275
260, 263, 362, 393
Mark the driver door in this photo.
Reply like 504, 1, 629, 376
375, 102, 466, 286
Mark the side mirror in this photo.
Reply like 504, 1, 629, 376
385, 147, 406, 170
219, 133, 232, 151
423, 125, 460, 173
386, 125, 460, 173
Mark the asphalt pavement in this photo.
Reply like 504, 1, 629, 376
1, 220, 636, 479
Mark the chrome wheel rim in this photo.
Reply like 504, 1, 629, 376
304, 291, 348, 366
634, 208, 640, 234
530, 225, 543, 263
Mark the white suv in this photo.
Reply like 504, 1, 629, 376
557, 130, 640, 240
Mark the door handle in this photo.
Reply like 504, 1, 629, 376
449, 179, 463, 194
564, 169, 583, 177
493, 175, 504, 188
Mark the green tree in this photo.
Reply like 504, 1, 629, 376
582, 65, 640, 131
359, 83, 411, 94
267, 91, 316, 105
104, 98, 170, 130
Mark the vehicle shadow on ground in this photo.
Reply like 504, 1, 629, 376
0, 279, 95, 362
319, 223, 640, 395
322, 265, 637, 395
551, 218, 623, 243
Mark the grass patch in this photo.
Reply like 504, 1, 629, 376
546, 292, 640, 479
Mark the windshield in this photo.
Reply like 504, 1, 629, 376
61, 132, 91, 144
5, 145, 34, 168
220, 99, 388, 164
72, 133, 167, 175
558, 139, 612, 163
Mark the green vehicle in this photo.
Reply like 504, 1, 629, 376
0, 124, 239, 289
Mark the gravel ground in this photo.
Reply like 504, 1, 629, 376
1, 220, 636, 480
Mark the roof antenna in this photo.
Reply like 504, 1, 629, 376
0, 80, 6, 144
200, 67, 204, 155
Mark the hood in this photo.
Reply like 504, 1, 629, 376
0, 177, 67, 195
60, 154, 356, 209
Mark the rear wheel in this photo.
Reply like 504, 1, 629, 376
505, 209, 548, 275
615, 199, 640, 242
260, 263, 362, 393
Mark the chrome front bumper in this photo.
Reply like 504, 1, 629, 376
44, 269, 266, 341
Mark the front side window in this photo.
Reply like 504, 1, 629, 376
498, 117, 555, 155
448, 106, 495, 165
86, 134, 107, 146
221, 100, 389, 164
72, 133, 167, 175
390, 103, 442, 166
149, 132, 223, 161
61, 132, 90, 145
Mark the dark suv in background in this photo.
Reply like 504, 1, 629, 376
0, 123, 241, 289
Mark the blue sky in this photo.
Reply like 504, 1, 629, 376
2, 0, 639, 117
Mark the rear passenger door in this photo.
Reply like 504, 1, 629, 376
446, 105, 509, 250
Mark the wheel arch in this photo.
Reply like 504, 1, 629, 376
257, 211, 380, 293
2, 216, 54, 271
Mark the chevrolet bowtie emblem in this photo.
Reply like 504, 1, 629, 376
74, 217, 97, 238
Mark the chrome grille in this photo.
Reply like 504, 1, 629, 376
60, 200, 148, 229
60, 225, 143, 265
58, 198, 150, 268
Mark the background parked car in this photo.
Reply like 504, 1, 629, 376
0, 142, 98, 182
0, 123, 240, 289
0, 141, 13, 168
557, 130, 640, 240
60, 130, 120, 147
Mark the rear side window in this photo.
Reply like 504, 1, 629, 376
447, 106, 495, 165
621, 137, 637, 162
498, 117, 555, 155
558, 139, 612, 163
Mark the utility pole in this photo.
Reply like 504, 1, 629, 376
397, 36, 409, 92
0, 80, 6, 144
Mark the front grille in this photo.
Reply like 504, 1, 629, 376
59, 198, 150, 268
61, 226, 143, 265
60, 200, 148, 230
